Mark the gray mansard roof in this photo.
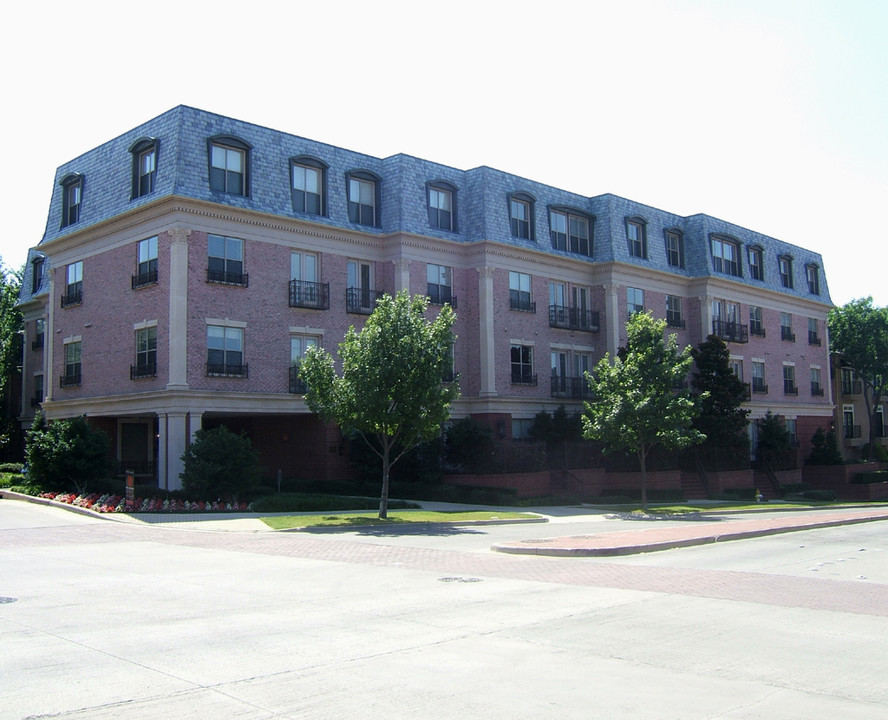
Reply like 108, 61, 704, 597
34, 105, 831, 304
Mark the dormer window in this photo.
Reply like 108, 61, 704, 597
209, 135, 251, 196
347, 171, 380, 227
626, 217, 647, 259
130, 137, 158, 199
60, 173, 82, 228
291, 156, 327, 215
508, 192, 535, 241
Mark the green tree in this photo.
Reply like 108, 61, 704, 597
690, 335, 750, 468
299, 291, 458, 518
806, 426, 843, 466
829, 298, 888, 459
180, 426, 261, 500
25, 412, 111, 494
756, 410, 795, 470
583, 312, 704, 510
0, 259, 23, 452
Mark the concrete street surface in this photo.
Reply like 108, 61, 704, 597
2, 498, 888, 719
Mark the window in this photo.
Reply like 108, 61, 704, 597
752, 361, 767, 393
209, 136, 250, 196
806, 264, 820, 295
32, 374, 43, 407
32, 318, 45, 350
665, 230, 684, 268
428, 182, 457, 231
347, 260, 379, 314
291, 157, 326, 215
347, 173, 379, 226
130, 138, 158, 199
627, 287, 644, 317
289, 251, 327, 309
843, 405, 858, 439
780, 312, 795, 342
289, 335, 318, 393
133, 236, 158, 288
427, 264, 454, 306
62, 261, 83, 307
550, 209, 591, 256
841, 368, 862, 395
666, 295, 684, 329
783, 364, 797, 395
626, 218, 647, 259
60, 174, 82, 228
810, 367, 823, 396
875, 406, 886, 439
779, 256, 793, 288
31, 256, 45, 294
748, 246, 764, 281
713, 299, 747, 343
785, 418, 797, 446
509, 271, 534, 312
61, 340, 81, 387
711, 236, 740, 276
730, 359, 743, 381
749, 306, 765, 337
207, 325, 246, 377
510, 344, 535, 385
207, 234, 247, 286
509, 194, 534, 240
132, 326, 157, 379
808, 318, 821, 346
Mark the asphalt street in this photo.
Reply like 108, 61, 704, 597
2, 498, 887, 719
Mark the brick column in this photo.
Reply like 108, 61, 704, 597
478, 266, 496, 396
167, 228, 189, 390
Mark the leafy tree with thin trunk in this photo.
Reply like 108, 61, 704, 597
25, 411, 111, 494
829, 298, 888, 460
0, 259, 23, 452
299, 291, 458, 518
583, 312, 704, 510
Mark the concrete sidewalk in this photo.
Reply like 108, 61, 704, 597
491, 506, 888, 556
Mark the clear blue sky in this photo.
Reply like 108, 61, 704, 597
2, 0, 885, 307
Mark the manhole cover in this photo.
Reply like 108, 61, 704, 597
0, 597, 17, 604
438, 577, 483, 583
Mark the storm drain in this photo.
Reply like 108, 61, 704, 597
438, 576, 483, 583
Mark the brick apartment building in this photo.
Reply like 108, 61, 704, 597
17, 106, 834, 490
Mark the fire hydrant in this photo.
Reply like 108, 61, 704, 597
755, 489, 763, 503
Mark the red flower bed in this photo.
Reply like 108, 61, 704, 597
37, 492, 250, 513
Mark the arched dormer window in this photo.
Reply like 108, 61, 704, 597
129, 137, 159, 199
664, 228, 684, 268
427, 180, 458, 232
290, 155, 328, 216
208, 135, 252, 197
710, 234, 741, 276
60, 173, 83, 228
549, 206, 593, 256
625, 216, 647, 259
748, 244, 764, 281
346, 169, 381, 227
508, 192, 535, 241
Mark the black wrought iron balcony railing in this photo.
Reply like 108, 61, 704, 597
752, 378, 769, 394
509, 293, 536, 313
346, 287, 384, 314
712, 320, 748, 343
844, 424, 862, 440
750, 324, 766, 337
548, 305, 600, 332
130, 362, 157, 379
511, 370, 538, 386
784, 380, 798, 395
61, 290, 83, 308
132, 269, 159, 289
206, 363, 248, 378
841, 380, 863, 395
808, 331, 822, 346
289, 280, 330, 310
289, 364, 307, 394
781, 326, 796, 342
666, 316, 686, 330
206, 269, 249, 287
31, 335, 44, 350
59, 372, 81, 388
427, 286, 457, 308
550, 374, 592, 399
811, 382, 824, 397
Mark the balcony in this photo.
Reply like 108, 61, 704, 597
808, 331, 822, 346
844, 424, 862, 440
750, 324, 766, 338
752, 377, 768, 394
549, 305, 600, 333
510, 297, 536, 313
666, 316, 686, 330
132, 269, 158, 289
841, 380, 863, 395
289, 280, 330, 310
346, 287, 384, 314
130, 362, 157, 379
59, 372, 81, 388
551, 374, 592, 399
713, 320, 748, 344
511, 370, 537, 386
61, 290, 82, 308
207, 269, 249, 287
780, 326, 796, 342
811, 382, 824, 397
427, 286, 457, 308
206, 363, 248, 378
289, 364, 307, 394
783, 380, 798, 395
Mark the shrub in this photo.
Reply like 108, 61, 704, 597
806, 427, 844, 465
853, 470, 888, 485
444, 418, 495, 473
180, 426, 262, 501
25, 412, 112, 494
0, 462, 24, 473
797, 489, 837, 501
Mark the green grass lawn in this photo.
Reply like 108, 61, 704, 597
261, 509, 540, 530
